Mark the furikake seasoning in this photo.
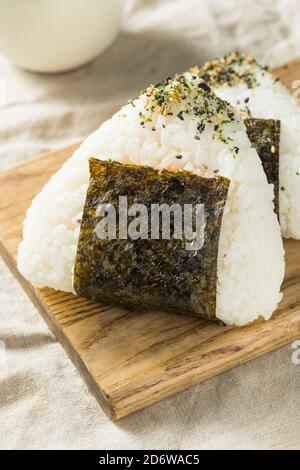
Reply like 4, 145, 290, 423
74, 158, 230, 321
245, 118, 281, 216
136, 73, 241, 157
190, 51, 274, 90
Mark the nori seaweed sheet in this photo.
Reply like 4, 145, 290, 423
245, 118, 281, 216
74, 158, 230, 321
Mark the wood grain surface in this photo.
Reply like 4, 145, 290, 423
0, 58, 300, 420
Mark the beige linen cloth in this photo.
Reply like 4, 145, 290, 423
0, 0, 300, 450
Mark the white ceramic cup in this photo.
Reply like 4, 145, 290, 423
0, 0, 123, 73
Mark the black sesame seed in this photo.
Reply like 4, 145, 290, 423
244, 97, 250, 103
198, 82, 211, 92
175, 155, 183, 159
197, 122, 205, 132
177, 111, 184, 121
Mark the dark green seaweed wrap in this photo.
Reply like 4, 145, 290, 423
74, 158, 230, 320
245, 118, 281, 216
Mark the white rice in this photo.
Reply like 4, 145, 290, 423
17, 74, 285, 326
200, 54, 300, 239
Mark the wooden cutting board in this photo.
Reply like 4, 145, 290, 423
1, 58, 300, 420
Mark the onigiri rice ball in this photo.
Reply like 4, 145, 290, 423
192, 52, 300, 239
17, 73, 285, 326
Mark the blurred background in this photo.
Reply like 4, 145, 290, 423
0, 0, 299, 170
